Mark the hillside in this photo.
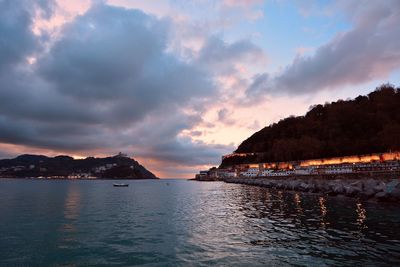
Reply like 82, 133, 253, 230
0, 153, 158, 179
221, 84, 400, 167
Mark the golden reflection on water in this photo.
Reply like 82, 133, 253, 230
319, 196, 328, 228
64, 184, 81, 222
59, 183, 81, 247
356, 202, 367, 229
294, 193, 303, 214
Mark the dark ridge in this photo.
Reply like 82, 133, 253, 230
0, 154, 158, 179
221, 83, 400, 167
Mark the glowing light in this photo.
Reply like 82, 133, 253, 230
229, 151, 400, 171
356, 202, 367, 229
319, 196, 328, 228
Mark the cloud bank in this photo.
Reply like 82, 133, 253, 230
1, 0, 399, 177
246, 0, 400, 98
0, 1, 237, 176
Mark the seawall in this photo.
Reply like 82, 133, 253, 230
222, 172, 400, 202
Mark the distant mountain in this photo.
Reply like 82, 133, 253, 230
221, 84, 400, 167
0, 153, 158, 179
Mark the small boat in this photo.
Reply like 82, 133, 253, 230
113, 183, 129, 187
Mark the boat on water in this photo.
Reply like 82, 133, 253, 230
113, 183, 129, 187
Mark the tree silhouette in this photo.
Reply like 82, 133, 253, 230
221, 84, 400, 167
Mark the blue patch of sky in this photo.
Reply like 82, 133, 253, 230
318, 70, 400, 104
223, 0, 351, 74
349, 70, 400, 97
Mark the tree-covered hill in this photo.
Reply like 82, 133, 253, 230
221, 84, 400, 167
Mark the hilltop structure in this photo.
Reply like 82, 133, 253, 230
0, 153, 157, 179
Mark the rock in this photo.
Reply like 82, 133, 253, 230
353, 186, 362, 196
313, 182, 322, 191
328, 190, 338, 196
332, 184, 344, 195
261, 180, 271, 187
307, 183, 315, 192
324, 183, 332, 192
389, 188, 400, 200
350, 181, 363, 190
375, 191, 389, 201
310, 185, 320, 193
385, 180, 400, 193
344, 186, 358, 197
320, 182, 330, 192
363, 179, 377, 189
360, 189, 376, 199
283, 182, 289, 188
287, 180, 296, 190
299, 182, 309, 191
387, 180, 400, 199
374, 182, 386, 192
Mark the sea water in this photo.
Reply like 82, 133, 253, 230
1, 179, 400, 266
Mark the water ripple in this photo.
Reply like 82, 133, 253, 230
1, 179, 400, 266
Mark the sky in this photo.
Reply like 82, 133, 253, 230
0, 0, 399, 178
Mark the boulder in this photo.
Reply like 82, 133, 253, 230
360, 189, 376, 199
262, 180, 271, 187
288, 180, 297, 190
385, 180, 400, 193
299, 182, 309, 191
307, 183, 315, 192
320, 182, 330, 192
254, 181, 263, 186
386, 179, 400, 200
389, 188, 400, 200
332, 184, 344, 195
373, 181, 386, 192
363, 179, 378, 189
344, 186, 358, 197
310, 185, 320, 193
375, 191, 389, 201
350, 180, 363, 190
327, 190, 338, 196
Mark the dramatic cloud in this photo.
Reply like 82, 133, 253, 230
217, 108, 235, 125
0, 0, 41, 70
2, 0, 398, 177
0, 1, 234, 177
246, 0, 400, 97
197, 35, 266, 75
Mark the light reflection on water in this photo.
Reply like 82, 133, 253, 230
0, 179, 400, 266
319, 196, 328, 228
59, 183, 81, 247
356, 202, 367, 229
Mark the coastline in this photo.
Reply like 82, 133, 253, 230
197, 172, 400, 202
225, 177, 400, 202
0, 177, 158, 180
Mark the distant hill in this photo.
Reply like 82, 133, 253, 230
221, 84, 400, 167
0, 153, 158, 179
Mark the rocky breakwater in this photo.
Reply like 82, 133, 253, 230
224, 177, 400, 202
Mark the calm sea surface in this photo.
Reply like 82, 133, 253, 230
1, 179, 400, 266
